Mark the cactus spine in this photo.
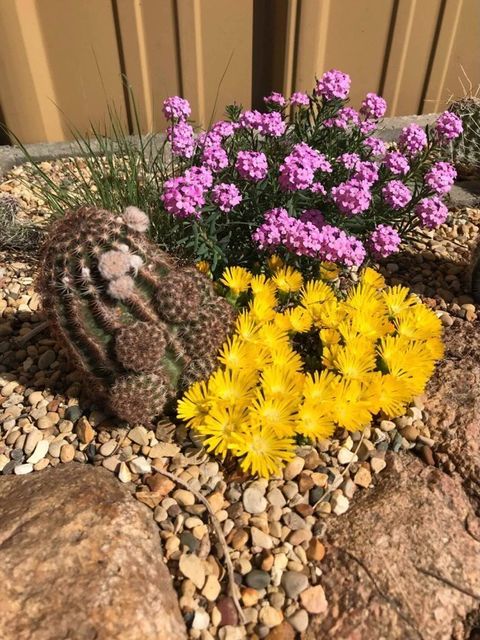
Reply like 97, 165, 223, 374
38, 206, 234, 424
448, 96, 480, 179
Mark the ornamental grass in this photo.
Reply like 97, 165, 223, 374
178, 265, 443, 477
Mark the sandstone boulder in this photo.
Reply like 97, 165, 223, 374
0, 464, 186, 640
306, 455, 480, 640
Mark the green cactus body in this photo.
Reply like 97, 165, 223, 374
448, 96, 480, 178
38, 206, 234, 424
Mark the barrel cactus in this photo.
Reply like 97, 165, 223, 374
448, 95, 480, 179
38, 206, 234, 424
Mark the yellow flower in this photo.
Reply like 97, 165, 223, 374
331, 378, 373, 431
207, 369, 256, 407
249, 392, 298, 436
256, 323, 290, 351
250, 274, 277, 298
303, 370, 338, 403
177, 380, 211, 427
228, 424, 296, 478
267, 254, 284, 272
249, 295, 276, 323
261, 365, 304, 399
373, 372, 411, 417
382, 285, 417, 316
274, 307, 312, 333
270, 344, 304, 371
315, 299, 347, 329
220, 266, 252, 295
360, 267, 386, 289
196, 260, 211, 275
218, 336, 255, 371
333, 342, 376, 380
319, 261, 340, 281
394, 306, 442, 341
196, 404, 247, 457
320, 328, 341, 345
235, 311, 260, 342
300, 280, 335, 311
296, 401, 335, 441
272, 266, 303, 293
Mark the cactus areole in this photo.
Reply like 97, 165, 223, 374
38, 206, 234, 425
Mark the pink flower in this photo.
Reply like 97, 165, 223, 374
161, 175, 205, 219
369, 224, 401, 258
211, 183, 242, 212
331, 179, 372, 215
424, 161, 457, 195
264, 91, 286, 107
337, 153, 361, 170
384, 151, 410, 176
435, 111, 463, 141
360, 93, 387, 119
290, 92, 310, 106
162, 96, 191, 121
235, 151, 268, 181
167, 121, 195, 158
398, 124, 427, 156
184, 166, 214, 189
354, 161, 379, 185
202, 145, 228, 172
239, 110, 263, 129
259, 112, 286, 137
315, 69, 351, 100
364, 137, 386, 156
382, 180, 412, 209
415, 197, 448, 229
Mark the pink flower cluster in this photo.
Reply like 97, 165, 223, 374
315, 69, 351, 101
252, 208, 366, 266
264, 92, 286, 107
162, 175, 205, 219
369, 224, 401, 258
398, 124, 427, 157
331, 179, 372, 215
354, 161, 379, 185
162, 96, 191, 121
184, 166, 213, 188
324, 107, 360, 129
202, 144, 228, 172
435, 111, 463, 141
211, 183, 242, 213
338, 153, 361, 170
235, 151, 268, 181
415, 197, 448, 229
290, 92, 310, 107
279, 143, 331, 191
384, 151, 410, 175
364, 136, 386, 156
167, 121, 195, 158
259, 111, 286, 137
382, 180, 412, 210
360, 93, 387, 120
424, 161, 457, 195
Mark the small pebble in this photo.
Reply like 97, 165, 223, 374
243, 486, 267, 514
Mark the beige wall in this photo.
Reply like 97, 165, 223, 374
0, 0, 478, 143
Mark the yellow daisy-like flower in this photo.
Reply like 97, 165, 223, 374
371, 372, 411, 418
333, 342, 376, 380
235, 311, 260, 342
319, 261, 340, 282
177, 380, 211, 427
320, 328, 341, 346
272, 266, 303, 293
382, 285, 417, 317
196, 260, 211, 275
220, 266, 252, 295
270, 344, 304, 371
267, 254, 284, 272
394, 306, 442, 341
274, 307, 312, 333
196, 404, 247, 457
256, 323, 290, 351
300, 279, 336, 309
228, 424, 296, 478
296, 401, 335, 441
218, 335, 255, 371
315, 299, 348, 329
331, 378, 373, 431
250, 274, 277, 298
207, 369, 256, 407
249, 295, 276, 323
261, 366, 304, 400
249, 392, 298, 436
360, 267, 386, 289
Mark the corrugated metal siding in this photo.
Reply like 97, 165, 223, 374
0, 0, 478, 143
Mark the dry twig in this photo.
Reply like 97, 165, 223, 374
152, 465, 246, 625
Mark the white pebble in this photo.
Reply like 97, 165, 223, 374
14, 463, 33, 475
27, 439, 49, 464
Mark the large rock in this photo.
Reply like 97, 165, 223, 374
306, 455, 480, 640
424, 321, 480, 505
0, 464, 186, 640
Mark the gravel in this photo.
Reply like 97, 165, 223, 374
1, 160, 480, 638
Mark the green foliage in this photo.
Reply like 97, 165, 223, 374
38, 205, 234, 425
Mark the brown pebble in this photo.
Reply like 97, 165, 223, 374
217, 596, 238, 627
419, 444, 435, 466
260, 551, 274, 572
146, 473, 175, 496
76, 416, 94, 444
294, 503, 314, 518
298, 471, 315, 493
266, 621, 295, 640
229, 528, 249, 550
60, 443, 75, 463
241, 587, 260, 607
307, 538, 325, 562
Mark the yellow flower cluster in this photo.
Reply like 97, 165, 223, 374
178, 264, 443, 478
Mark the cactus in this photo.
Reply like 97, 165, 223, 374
448, 95, 480, 179
38, 206, 235, 424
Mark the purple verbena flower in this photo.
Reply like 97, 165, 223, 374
315, 69, 351, 100
211, 183, 242, 213
360, 93, 387, 119
364, 136, 386, 156
202, 145, 228, 173
415, 197, 448, 229
239, 110, 263, 129
259, 111, 286, 137
162, 175, 205, 219
184, 166, 214, 189
359, 121, 377, 134
337, 153, 361, 170
162, 96, 191, 121
384, 151, 410, 176
435, 111, 463, 141
424, 161, 457, 195
382, 180, 412, 209
354, 161, 379, 185
398, 123, 427, 156
369, 224, 401, 258
290, 92, 310, 106
264, 91, 286, 107
324, 107, 360, 129
331, 179, 372, 215
167, 121, 195, 158
236, 150, 268, 181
